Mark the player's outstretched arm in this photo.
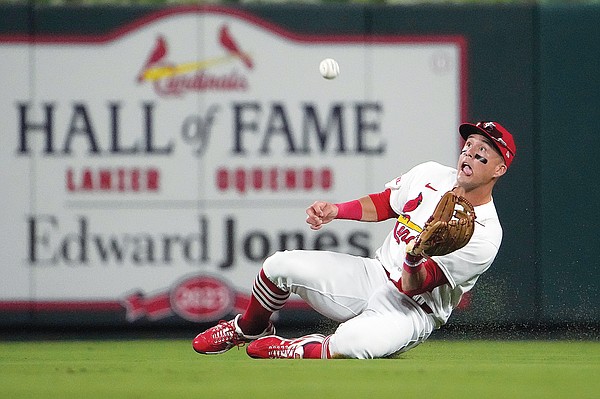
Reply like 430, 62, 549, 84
306, 196, 381, 230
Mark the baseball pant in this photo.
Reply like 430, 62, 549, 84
262, 250, 435, 359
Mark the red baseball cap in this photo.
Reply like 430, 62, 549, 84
459, 121, 516, 168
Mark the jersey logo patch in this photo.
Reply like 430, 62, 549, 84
402, 193, 423, 213
393, 215, 421, 245
394, 193, 424, 244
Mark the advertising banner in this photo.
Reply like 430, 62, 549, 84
0, 7, 465, 325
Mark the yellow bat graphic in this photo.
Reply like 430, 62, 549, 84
397, 214, 423, 233
142, 53, 250, 81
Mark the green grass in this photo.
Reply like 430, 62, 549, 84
0, 339, 599, 399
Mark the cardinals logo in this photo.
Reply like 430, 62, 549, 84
393, 193, 423, 244
137, 25, 253, 96
402, 192, 423, 213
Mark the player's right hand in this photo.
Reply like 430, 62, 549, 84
306, 201, 337, 230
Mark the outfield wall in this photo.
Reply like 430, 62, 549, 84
0, 4, 597, 330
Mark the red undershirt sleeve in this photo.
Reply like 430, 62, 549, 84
368, 188, 398, 221
401, 259, 449, 296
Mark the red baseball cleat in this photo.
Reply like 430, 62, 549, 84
192, 314, 275, 355
246, 334, 326, 359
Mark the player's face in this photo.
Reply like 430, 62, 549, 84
456, 134, 507, 190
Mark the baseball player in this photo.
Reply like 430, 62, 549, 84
193, 121, 516, 359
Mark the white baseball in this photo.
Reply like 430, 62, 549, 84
319, 58, 340, 80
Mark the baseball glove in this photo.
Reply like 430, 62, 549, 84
407, 190, 476, 257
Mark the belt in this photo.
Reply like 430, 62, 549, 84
383, 267, 433, 315
418, 301, 434, 315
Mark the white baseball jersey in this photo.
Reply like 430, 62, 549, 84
376, 161, 503, 326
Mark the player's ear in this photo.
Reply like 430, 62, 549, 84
493, 163, 507, 178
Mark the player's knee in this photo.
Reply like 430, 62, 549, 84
261, 250, 301, 286
262, 250, 313, 293
262, 250, 288, 278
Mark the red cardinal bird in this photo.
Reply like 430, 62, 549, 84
402, 193, 423, 213
137, 36, 167, 82
219, 25, 253, 69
